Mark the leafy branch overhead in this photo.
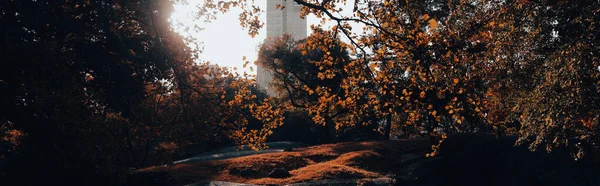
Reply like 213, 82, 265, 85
1, 1, 599, 184
193, 0, 599, 159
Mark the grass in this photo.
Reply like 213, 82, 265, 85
136, 138, 432, 185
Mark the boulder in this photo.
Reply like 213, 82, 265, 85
268, 168, 291, 178
231, 168, 258, 178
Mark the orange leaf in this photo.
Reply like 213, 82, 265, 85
428, 19, 438, 31
317, 72, 325, 80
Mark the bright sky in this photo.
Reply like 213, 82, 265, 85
169, 0, 361, 75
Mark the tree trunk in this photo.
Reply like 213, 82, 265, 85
427, 115, 436, 145
324, 116, 336, 143
384, 114, 392, 140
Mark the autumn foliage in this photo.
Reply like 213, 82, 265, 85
234, 0, 599, 159
0, 0, 280, 184
1, 0, 599, 185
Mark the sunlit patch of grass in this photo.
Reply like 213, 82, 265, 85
136, 138, 432, 185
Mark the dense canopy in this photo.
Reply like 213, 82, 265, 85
1, 0, 599, 185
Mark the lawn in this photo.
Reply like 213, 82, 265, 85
135, 138, 432, 185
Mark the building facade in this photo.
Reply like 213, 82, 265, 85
257, 0, 307, 96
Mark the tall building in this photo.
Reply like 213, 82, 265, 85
257, 0, 307, 96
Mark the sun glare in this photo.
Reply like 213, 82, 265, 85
169, 1, 266, 75
169, 1, 203, 54
168, 1, 358, 76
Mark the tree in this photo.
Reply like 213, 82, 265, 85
258, 31, 383, 142
504, 1, 600, 159
0, 0, 283, 184
195, 0, 599, 159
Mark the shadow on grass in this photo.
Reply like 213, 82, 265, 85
395, 134, 600, 186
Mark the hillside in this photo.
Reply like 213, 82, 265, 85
132, 135, 600, 186
134, 139, 432, 185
